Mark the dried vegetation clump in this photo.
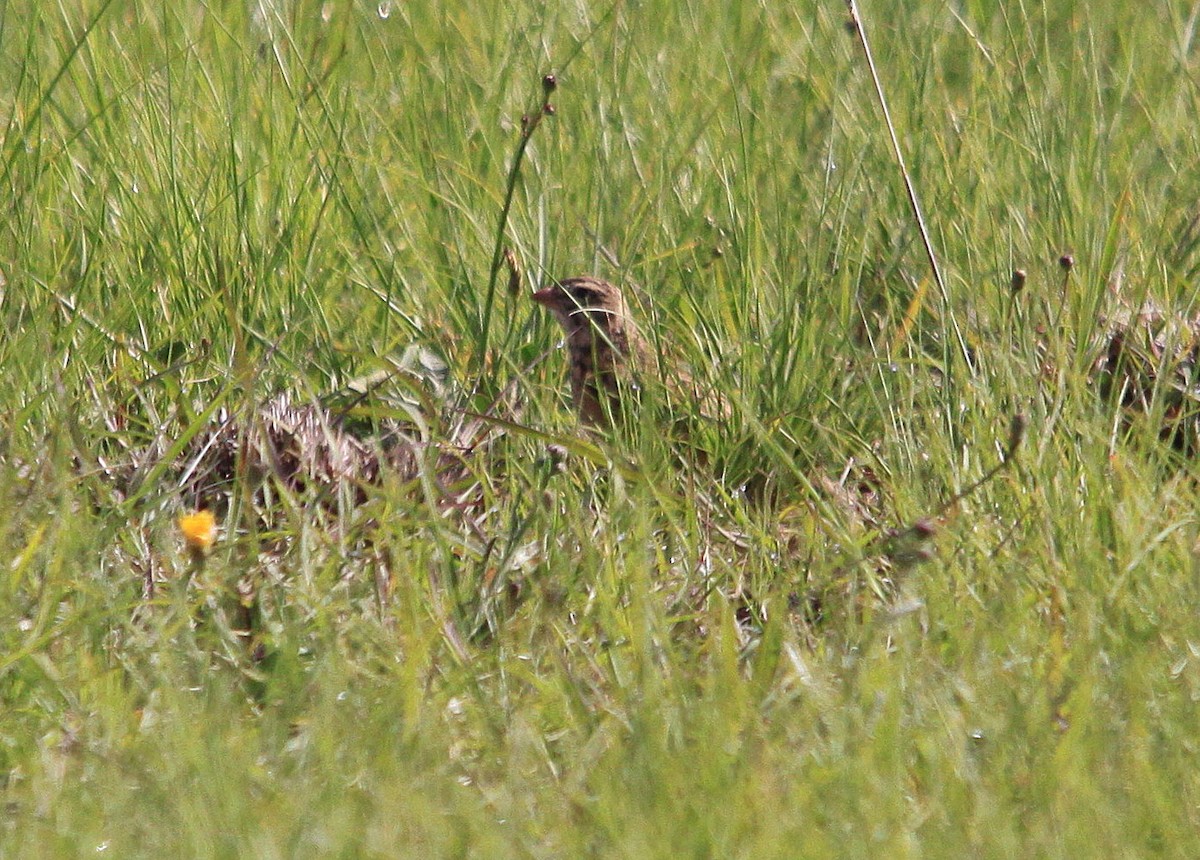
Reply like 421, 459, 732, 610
1093, 298, 1200, 454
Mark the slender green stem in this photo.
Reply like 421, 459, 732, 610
845, 0, 972, 372
475, 88, 555, 382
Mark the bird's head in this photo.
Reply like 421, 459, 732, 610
531, 277, 630, 340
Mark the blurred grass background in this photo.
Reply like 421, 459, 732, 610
4, 0, 1200, 855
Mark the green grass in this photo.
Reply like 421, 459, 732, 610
4, 0, 1200, 856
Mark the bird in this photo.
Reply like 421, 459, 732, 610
531, 276, 729, 432
531, 276, 653, 426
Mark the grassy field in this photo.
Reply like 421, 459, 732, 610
4, 0, 1200, 855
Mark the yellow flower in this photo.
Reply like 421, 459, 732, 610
178, 509, 217, 557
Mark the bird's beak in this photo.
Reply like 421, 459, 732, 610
530, 287, 558, 307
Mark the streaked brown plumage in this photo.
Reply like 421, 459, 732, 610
532, 276, 651, 426
532, 275, 733, 434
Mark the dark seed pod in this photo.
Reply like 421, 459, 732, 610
1007, 413, 1027, 455
503, 247, 521, 296
909, 518, 937, 540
